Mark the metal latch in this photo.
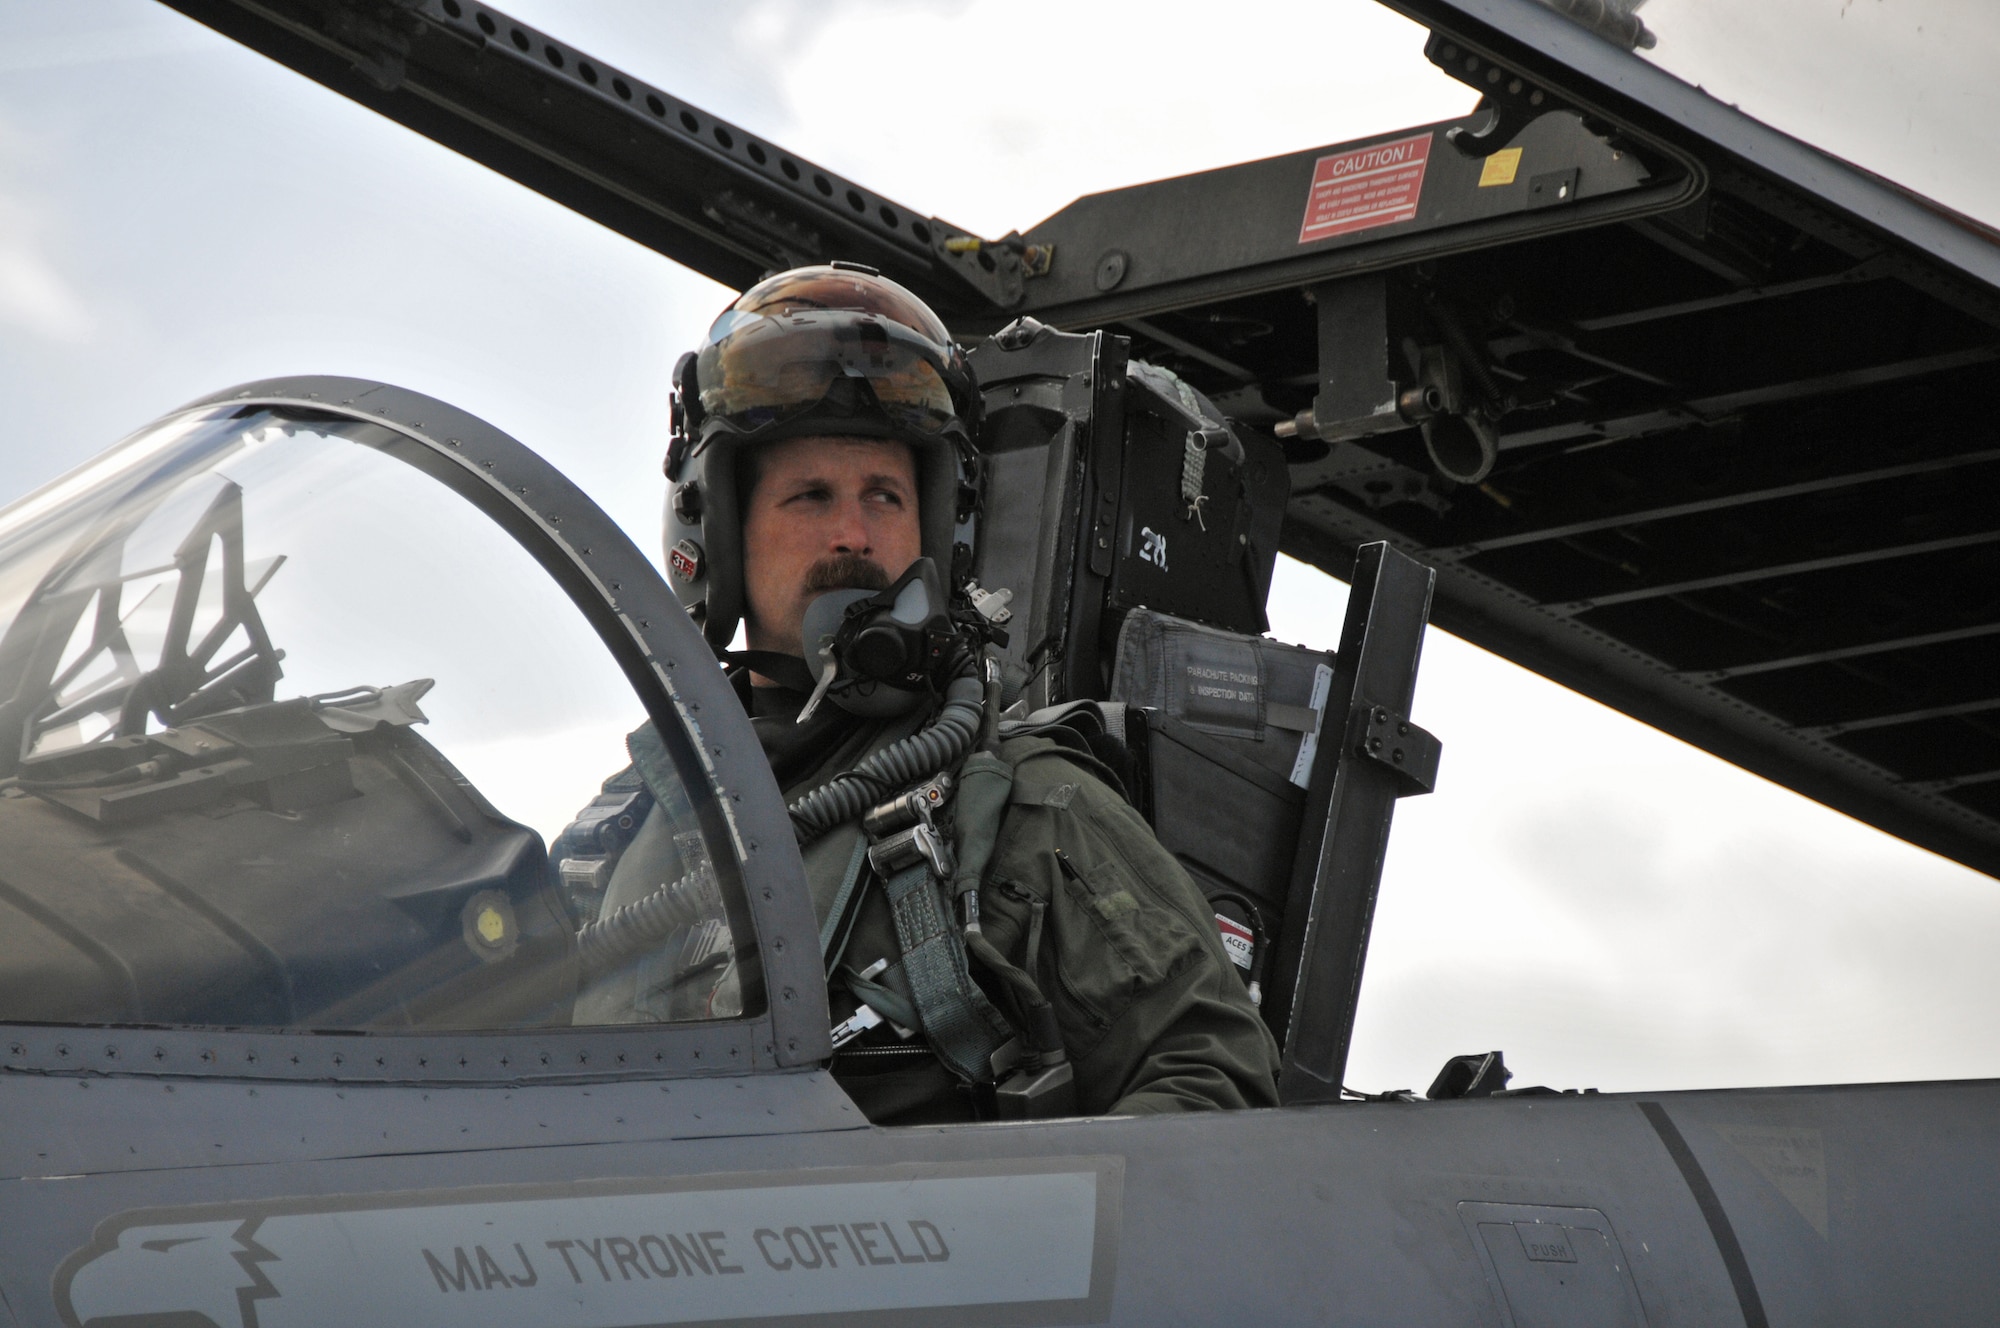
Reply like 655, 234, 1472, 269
863, 774, 956, 878
1348, 703, 1441, 796
867, 821, 955, 880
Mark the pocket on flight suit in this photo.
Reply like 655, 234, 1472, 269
992, 827, 1204, 1060
1063, 843, 1204, 1004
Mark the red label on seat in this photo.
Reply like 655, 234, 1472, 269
1215, 913, 1254, 971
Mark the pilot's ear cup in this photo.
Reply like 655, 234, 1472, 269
662, 439, 746, 649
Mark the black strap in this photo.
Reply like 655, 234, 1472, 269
818, 834, 871, 971
725, 650, 820, 694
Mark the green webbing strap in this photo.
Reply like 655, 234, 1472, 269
818, 835, 871, 969
882, 861, 1013, 1084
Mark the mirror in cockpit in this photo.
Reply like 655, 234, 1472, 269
0, 396, 762, 1035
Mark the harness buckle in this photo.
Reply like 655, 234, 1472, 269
865, 818, 957, 879
863, 774, 957, 879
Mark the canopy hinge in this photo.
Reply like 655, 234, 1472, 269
1347, 703, 1441, 796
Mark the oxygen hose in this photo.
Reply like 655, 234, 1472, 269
788, 670, 984, 845
575, 863, 718, 980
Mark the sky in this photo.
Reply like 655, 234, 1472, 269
1, 0, 1997, 1095
1640, 0, 2000, 229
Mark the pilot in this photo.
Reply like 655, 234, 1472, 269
611, 264, 1278, 1123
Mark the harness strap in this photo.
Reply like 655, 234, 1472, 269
881, 860, 1013, 1083
818, 834, 872, 970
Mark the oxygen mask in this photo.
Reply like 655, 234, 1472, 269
797, 557, 957, 722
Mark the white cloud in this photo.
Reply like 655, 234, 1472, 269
0, 21, 214, 75
1641, 0, 2000, 225
0, 227, 92, 342
0, 122, 91, 342
764, 0, 1477, 237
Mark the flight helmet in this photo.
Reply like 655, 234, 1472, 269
662, 263, 979, 649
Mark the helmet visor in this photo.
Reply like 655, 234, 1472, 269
695, 310, 960, 437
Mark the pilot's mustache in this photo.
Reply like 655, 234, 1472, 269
804, 553, 890, 594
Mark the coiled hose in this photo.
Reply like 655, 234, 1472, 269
576, 864, 718, 981
788, 672, 984, 845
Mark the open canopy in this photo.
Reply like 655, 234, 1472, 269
0, 378, 827, 1077
155, 0, 2000, 881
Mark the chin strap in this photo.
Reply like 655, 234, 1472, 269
722, 650, 820, 694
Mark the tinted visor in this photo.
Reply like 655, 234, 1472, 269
696, 309, 960, 437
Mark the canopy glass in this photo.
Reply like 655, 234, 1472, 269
0, 404, 760, 1032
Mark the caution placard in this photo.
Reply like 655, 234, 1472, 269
1298, 132, 1434, 244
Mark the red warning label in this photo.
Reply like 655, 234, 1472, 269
1297, 132, 1434, 244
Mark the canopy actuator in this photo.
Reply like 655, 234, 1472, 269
1274, 274, 1505, 485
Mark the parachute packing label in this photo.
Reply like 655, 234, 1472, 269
1297, 132, 1434, 244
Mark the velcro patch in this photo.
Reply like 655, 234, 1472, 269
1092, 891, 1139, 920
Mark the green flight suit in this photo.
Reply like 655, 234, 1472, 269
762, 686, 1283, 1124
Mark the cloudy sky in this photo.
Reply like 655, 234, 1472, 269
1, 0, 1996, 1095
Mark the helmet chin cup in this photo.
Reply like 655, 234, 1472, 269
798, 558, 953, 719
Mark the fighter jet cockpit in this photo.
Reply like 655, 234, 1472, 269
0, 388, 763, 1036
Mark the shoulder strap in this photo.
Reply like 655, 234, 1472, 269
881, 860, 1014, 1084
625, 722, 682, 807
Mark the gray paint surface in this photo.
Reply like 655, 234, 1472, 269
9, 1078, 2000, 1325
0, 1071, 862, 1181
